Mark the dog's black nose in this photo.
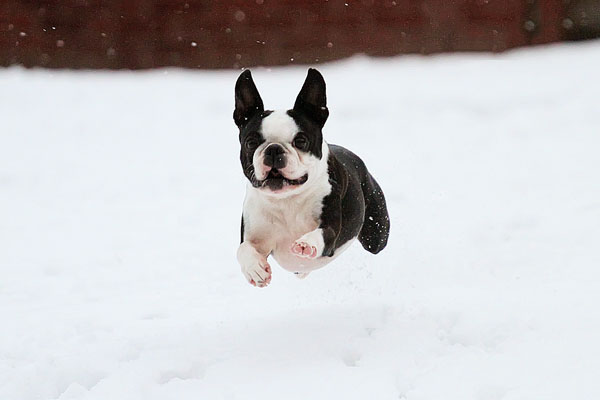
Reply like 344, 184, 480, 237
263, 144, 286, 169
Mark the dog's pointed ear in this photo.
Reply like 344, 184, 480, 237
293, 68, 329, 127
234, 70, 264, 128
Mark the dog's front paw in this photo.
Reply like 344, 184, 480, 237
238, 242, 272, 288
291, 242, 318, 258
242, 260, 272, 288
291, 229, 324, 259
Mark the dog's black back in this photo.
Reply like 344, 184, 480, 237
320, 144, 390, 256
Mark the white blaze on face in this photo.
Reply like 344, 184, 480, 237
253, 110, 303, 181
250, 110, 329, 197
261, 110, 298, 143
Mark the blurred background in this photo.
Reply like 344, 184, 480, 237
1, 0, 600, 70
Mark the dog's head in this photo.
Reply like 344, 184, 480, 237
234, 68, 329, 196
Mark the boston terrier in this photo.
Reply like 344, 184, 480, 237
234, 68, 390, 287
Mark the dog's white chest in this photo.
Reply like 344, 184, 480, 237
266, 198, 322, 271
243, 180, 343, 273
267, 198, 353, 273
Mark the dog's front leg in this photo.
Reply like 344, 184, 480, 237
292, 181, 344, 259
237, 241, 272, 288
291, 224, 340, 260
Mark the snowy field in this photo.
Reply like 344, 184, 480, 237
1, 41, 600, 400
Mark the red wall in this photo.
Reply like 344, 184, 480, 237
0, 0, 576, 69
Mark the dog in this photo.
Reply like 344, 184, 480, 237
234, 68, 390, 287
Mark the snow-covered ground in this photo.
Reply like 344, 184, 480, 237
1, 41, 600, 400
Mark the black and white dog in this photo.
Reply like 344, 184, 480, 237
235, 68, 390, 287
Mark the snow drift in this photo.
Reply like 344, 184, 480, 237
1, 41, 599, 400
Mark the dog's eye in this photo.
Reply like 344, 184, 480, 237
245, 136, 260, 150
293, 133, 309, 151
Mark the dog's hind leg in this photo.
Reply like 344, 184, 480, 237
358, 172, 390, 254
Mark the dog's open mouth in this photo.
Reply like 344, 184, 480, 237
259, 169, 308, 191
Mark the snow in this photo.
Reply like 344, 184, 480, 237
1, 41, 600, 400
